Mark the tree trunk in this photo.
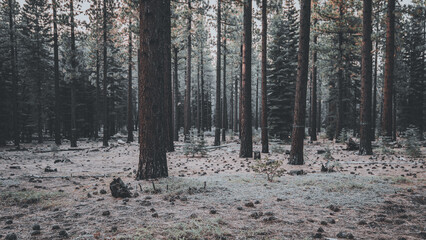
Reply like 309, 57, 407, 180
197, 59, 201, 132
70, 0, 77, 148
214, 0, 221, 146
230, 70, 234, 134
222, 23, 227, 142
255, 65, 259, 131
95, 50, 100, 139
8, 0, 19, 147
102, 0, 109, 147
310, 20, 318, 142
261, 0, 269, 153
173, 47, 179, 141
184, 0, 192, 140
359, 0, 373, 155
136, 0, 168, 180
382, 0, 395, 138
234, 71, 238, 133
240, 0, 253, 158
127, 18, 134, 143
200, 41, 205, 132
53, 0, 61, 145
164, 0, 174, 151
335, 4, 344, 141
289, 0, 311, 165
372, 17, 379, 141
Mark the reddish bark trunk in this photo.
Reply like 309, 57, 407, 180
359, 0, 373, 155
289, 0, 312, 165
137, 0, 168, 180
239, 0, 253, 158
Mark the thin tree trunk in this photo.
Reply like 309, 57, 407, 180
382, 0, 395, 138
136, 0, 168, 180
335, 4, 344, 141
164, 0, 174, 151
372, 17, 379, 141
214, 0, 221, 146
261, 0, 268, 153
127, 18, 134, 143
230, 69, 234, 134
184, 0, 192, 140
359, 0, 373, 155
240, 0, 253, 158
173, 47, 179, 141
95, 50, 100, 139
197, 59, 201, 133
234, 72, 238, 133
255, 65, 259, 130
70, 0, 77, 148
222, 23, 227, 142
200, 41, 205, 132
8, 0, 19, 147
102, 0, 109, 147
310, 19, 318, 141
289, 0, 312, 165
53, 0, 61, 145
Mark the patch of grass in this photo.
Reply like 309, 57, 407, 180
0, 190, 66, 206
389, 176, 411, 184
326, 182, 367, 192
133, 218, 230, 240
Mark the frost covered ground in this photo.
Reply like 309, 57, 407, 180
0, 133, 425, 240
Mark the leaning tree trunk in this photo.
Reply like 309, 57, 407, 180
127, 18, 134, 143
53, 0, 61, 145
214, 0, 221, 146
261, 0, 269, 153
184, 0, 192, 140
136, 0, 168, 180
239, 0, 253, 158
102, 0, 109, 147
289, 0, 312, 165
164, 0, 174, 152
70, 0, 77, 148
382, 0, 395, 138
359, 0, 373, 155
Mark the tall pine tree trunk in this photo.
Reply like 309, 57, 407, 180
8, 0, 19, 147
240, 0, 253, 158
289, 0, 311, 165
310, 22, 318, 142
382, 0, 395, 138
214, 0, 221, 146
184, 0, 192, 140
102, 0, 109, 147
127, 18, 134, 143
359, 0, 373, 155
261, 0, 269, 153
137, 0, 168, 180
53, 0, 61, 145
372, 18, 379, 141
234, 72, 238, 133
70, 0, 77, 148
164, 0, 174, 151
173, 47, 179, 141
200, 42, 205, 132
222, 23, 227, 142
255, 65, 259, 130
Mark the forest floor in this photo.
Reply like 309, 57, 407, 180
0, 133, 425, 240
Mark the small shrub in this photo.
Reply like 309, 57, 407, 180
251, 157, 285, 182
378, 136, 394, 155
404, 127, 422, 158
183, 129, 207, 157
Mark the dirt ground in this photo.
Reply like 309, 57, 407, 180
0, 133, 425, 240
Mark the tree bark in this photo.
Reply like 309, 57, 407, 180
222, 23, 227, 142
173, 47, 179, 141
372, 17, 379, 141
8, 0, 19, 147
310, 18, 318, 142
127, 18, 134, 143
214, 0, 221, 146
164, 0, 174, 151
239, 0, 253, 158
184, 0, 192, 140
382, 0, 395, 138
53, 0, 61, 145
289, 0, 311, 165
234, 71, 238, 133
200, 41, 205, 132
136, 0, 168, 180
261, 0, 269, 153
70, 0, 77, 148
359, 0, 373, 155
102, 0, 109, 147
255, 65, 259, 131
